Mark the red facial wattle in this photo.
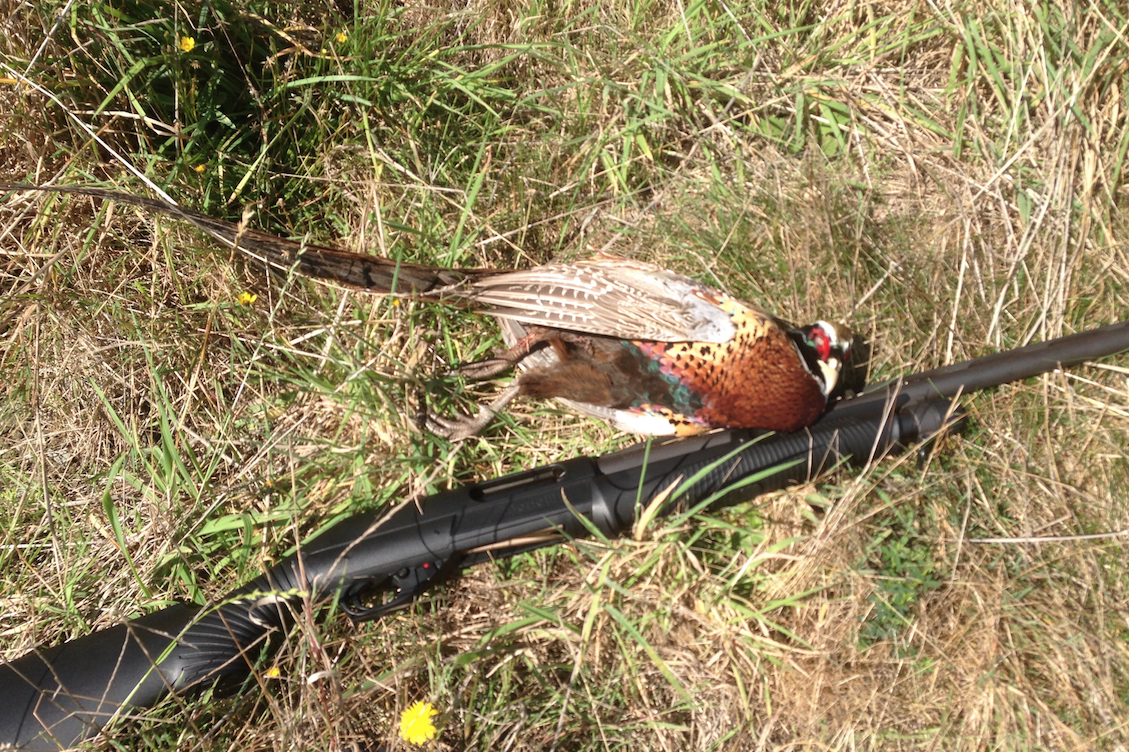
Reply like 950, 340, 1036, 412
810, 328, 831, 361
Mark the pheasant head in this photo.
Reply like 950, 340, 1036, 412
791, 320, 853, 399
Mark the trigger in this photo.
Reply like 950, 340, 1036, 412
341, 558, 452, 623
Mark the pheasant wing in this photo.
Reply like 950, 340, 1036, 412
468, 258, 751, 344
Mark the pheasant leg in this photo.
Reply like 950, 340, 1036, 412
452, 328, 561, 380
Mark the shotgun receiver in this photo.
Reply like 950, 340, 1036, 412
1, 321, 1127, 750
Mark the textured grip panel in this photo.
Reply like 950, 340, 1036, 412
0, 605, 197, 750
0, 591, 290, 751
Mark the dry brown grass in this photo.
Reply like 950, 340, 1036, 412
2, 0, 1129, 749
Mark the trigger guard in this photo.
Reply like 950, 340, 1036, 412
341, 558, 451, 622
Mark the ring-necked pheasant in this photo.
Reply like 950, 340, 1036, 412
1, 183, 852, 438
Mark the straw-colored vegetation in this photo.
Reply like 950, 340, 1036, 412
2, 0, 1128, 749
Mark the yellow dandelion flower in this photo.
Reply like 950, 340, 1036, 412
399, 701, 438, 745
263, 666, 281, 678
336, 30, 348, 43
238, 291, 258, 306
193, 164, 206, 173
179, 36, 196, 53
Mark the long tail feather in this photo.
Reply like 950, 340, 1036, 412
0, 183, 491, 296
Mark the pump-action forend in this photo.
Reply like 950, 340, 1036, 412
1, 321, 1127, 750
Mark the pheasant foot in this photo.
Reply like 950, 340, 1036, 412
424, 382, 523, 440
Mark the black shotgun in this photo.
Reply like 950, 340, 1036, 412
0, 396, 953, 751
1, 320, 1128, 749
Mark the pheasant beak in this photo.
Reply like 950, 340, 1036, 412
811, 320, 851, 398
817, 356, 842, 397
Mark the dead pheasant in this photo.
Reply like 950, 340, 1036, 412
1, 183, 852, 438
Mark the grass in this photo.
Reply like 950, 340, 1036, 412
2, 0, 1129, 749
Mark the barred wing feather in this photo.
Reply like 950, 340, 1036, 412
469, 259, 743, 344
